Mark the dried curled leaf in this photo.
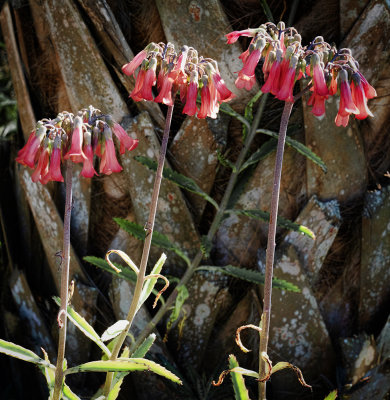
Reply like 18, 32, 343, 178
144, 273, 169, 308
213, 366, 259, 386
271, 361, 312, 389
106, 249, 139, 275
258, 352, 272, 382
235, 324, 262, 353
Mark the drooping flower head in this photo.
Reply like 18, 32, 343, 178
122, 42, 235, 118
16, 106, 138, 184
225, 21, 376, 126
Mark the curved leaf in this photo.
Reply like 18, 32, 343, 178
256, 128, 327, 172
226, 209, 315, 239
228, 354, 250, 400
132, 333, 157, 358
217, 149, 237, 172
197, 266, 300, 292
0, 339, 53, 368
64, 358, 182, 384
101, 320, 129, 342
113, 218, 191, 267
53, 297, 111, 358
240, 139, 277, 172
135, 155, 219, 210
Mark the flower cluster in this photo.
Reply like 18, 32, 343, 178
16, 106, 138, 184
226, 22, 376, 126
122, 42, 235, 118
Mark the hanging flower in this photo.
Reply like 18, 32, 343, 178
123, 42, 234, 119
17, 106, 138, 184
225, 21, 376, 126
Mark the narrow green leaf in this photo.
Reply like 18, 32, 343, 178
240, 139, 277, 172
84, 256, 137, 283
101, 320, 129, 342
256, 129, 327, 172
197, 266, 300, 292
135, 155, 220, 210
113, 218, 191, 267
228, 355, 251, 400
64, 358, 182, 384
139, 253, 167, 308
217, 150, 237, 172
107, 347, 131, 400
226, 209, 315, 239
0, 339, 53, 368
219, 102, 250, 129
63, 383, 82, 400
132, 333, 156, 358
166, 285, 189, 334
229, 367, 259, 380
200, 235, 212, 258
260, 0, 274, 22
53, 297, 111, 358
324, 390, 338, 400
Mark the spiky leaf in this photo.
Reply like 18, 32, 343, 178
229, 355, 251, 400
113, 218, 191, 266
226, 209, 315, 239
197, 266, 300, 292
217, 150, 237, 172
132, 333, 157, 358
64, 358, 182, 384
53, 297, 111, 358
135, 155, 219, 210
256, 129, 327, 172
0, 339, 53, 368
240, 139, 277, 172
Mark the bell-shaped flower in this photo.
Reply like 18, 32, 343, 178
182, 70, 199, 116
307, 90, 327, 117
277, 55, 298, 102
154, 70, 175, 106
49, 135, 64, 182
212, 71, 235, 102
351, 74, 374, 120
31, 140, 50, 183
64, 116, 86, 163
357, 71, 377, 99
261, 49, 282, 95
225, 28, 260, 44
16, 125, 46, 168
109, 120, 139, 154
198, 76, 216, 119
311, 53, 328, 96
139, 58, 157, 101
81, 131, 98, 178
100, 127, 123, 175
335, 69, 359, 127
130, 63, 147, 101
122, 49, 148, 76
235, 43, 262, 91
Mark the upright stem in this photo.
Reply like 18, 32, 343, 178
103, 105, 174, 396
53, 160, 73, 400
258, 101, 293, 400
132, 94, 268, 350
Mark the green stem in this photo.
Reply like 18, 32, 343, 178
258, 101, 293, 400
132, 93, 268, 350
103, 105, 174, 396
53, 160, 73, 400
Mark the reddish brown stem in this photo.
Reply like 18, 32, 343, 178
258, 101, 293, 400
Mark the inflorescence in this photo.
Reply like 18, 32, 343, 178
122, 42, 235, 118
226, 21, 376, 126
16, 106, 138, 184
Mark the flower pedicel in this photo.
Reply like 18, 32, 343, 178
226, 22, 376, 126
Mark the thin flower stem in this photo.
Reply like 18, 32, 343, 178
103, 105, 174, 396
258, 101, 293, 400
132, 93, 268, 351
53, 160, 73, 400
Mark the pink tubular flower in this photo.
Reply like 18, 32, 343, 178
31, 144, 50, 183
198, 77, 216, 119
311, 54, 328, 96
225, 29, 259, 44
261, 50, 282, 95
139, 58, 157, 101
81, 143, 97, 178
182, 71, 199, 116
335, 69, 359, 127
351, 77, 374, 120
16, 126, 46, 168
111, 122, 139, 154
357, 71, 377, 99
122, 49, 148, 76
100, 128, 123, 175
64, 116, 86, 163
130, 68, 146, 101
212, 72, 235, 102
49, 136, 64, 182
277, 56, 298, 102
307, 91, 327, 117
235, 48, 261, 91
154, 71, 175, 106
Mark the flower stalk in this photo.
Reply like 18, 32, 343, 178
53, 160, 73, 400
258, 101, 293, 399
103, 105, 174, 396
